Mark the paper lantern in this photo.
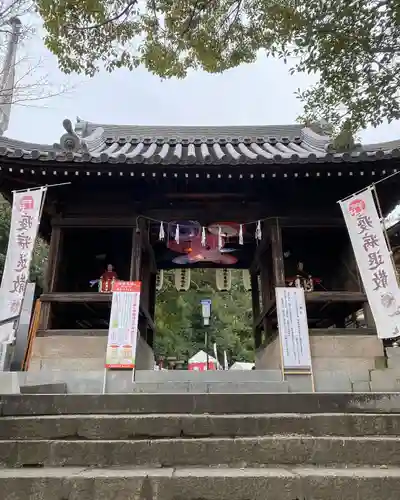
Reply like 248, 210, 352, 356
174, 268, 191, 291
216, 269, 232, 291
156, 270, 164, 291
242, 270, 251, 291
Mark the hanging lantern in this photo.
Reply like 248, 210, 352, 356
156, 270, 164, 291
216, 269, 232, 291
169, 221, 201, 242
174, 268, 191, 291
242, 270, 251, 291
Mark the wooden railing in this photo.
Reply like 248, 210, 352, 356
22, 299, 41, 371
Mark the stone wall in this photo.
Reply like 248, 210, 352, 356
255, 334, 386, 392
256, 334, 383, 371
29, 335, 155, 371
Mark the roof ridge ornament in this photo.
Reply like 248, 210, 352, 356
301, 126, 331, 151
54, 118, 85, 153
75, 116, 88, 138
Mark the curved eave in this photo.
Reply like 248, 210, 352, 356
0, 143, 399, 167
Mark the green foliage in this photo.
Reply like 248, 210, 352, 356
0, 197, 48, 288
37, 0, 400, 135
155, 269, 254, 363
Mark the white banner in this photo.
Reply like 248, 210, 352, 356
276, 287, 312, 370
340, 187, 400, 339
106, 281, 141, 369
0, 188, 46, 343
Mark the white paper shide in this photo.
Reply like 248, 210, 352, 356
340, 187, 400, 339
276, 287, 312, 370
0, 188, 46, 343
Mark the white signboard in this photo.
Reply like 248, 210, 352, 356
0, 188, 46, 343
106, 281, 141, 369
276, 287, 312, 370
340, 187, 400, 339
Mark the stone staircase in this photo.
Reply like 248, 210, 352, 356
1, 393, 400, 498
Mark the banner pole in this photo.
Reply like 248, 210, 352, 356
12, 182, 71, 194
371, 184, 399, 281
337, 170, 400, 204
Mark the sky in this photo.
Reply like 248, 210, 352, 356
5, 22, 400, 146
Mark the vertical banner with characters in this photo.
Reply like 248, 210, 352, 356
0, 188, 47, 343
106, 281, 141, 369
340, 187, 400, 339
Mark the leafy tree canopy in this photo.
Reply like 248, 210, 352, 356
155, 269, 254, 364
36, 0, 400, 135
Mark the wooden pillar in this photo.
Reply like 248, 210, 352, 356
147, 273, 157, 348
129, 228, 142, 281
260, 258, 273, 340
43, 226, 62, 293
40, 225, 62, 330
250, 273, 261, 348
363, 302, 376, 329
270, 219, 285, 287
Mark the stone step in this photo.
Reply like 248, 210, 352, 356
129, 381, 289, 393
134, 370, 284, 383
0, 466, 400, 500
2, 413, 400, 440
20, 383, 68, 394
2, 436, 400, 467
2, 393, 400, 416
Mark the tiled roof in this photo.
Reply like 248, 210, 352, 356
0, 118, 398, 166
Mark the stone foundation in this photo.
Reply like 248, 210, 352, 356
255, 334, 385, 392
30, 335, 155, 371
256, 334, 384, 372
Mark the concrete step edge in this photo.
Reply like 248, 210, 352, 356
3, 393, 400, 415
3, 467, 400, 500
3, 436, 400, 442
0, 465, 399, 478
3, 436, 400, 468
3, 413, 400, 440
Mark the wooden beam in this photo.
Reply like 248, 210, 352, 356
37, 329, 108, 337
52, 217, 136, 227
41, 292, 111, 303
277, 217, 344, 228
253, 291, 368, 329
309, 328, 376, 336
166, 193, 244, 200
253, 298, 276, 330
305, 291, 367, 302
39, 292, 156, 332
